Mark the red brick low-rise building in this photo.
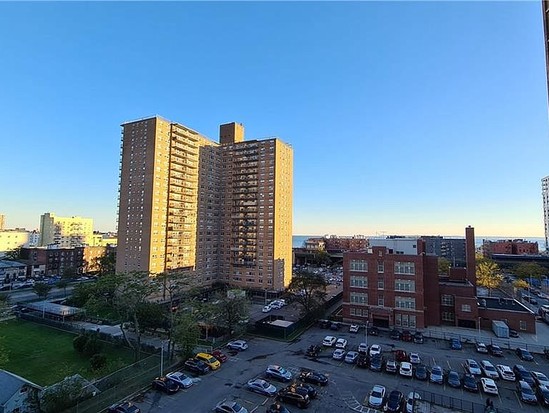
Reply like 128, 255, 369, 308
342, 242, 438, 329
483, 239, 539, 258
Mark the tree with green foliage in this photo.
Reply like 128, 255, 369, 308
210, 290, 250, 337
0, 295, 9, 368
56, 278, 69, 297
172, 312, 200, 359
92, 250, 116, 276
438, 257, 451, 275
84, 272, 159, 361
513, 262, 547, 282
288, 270, 328, 318
476, 257, 503, 295
33, 282, 52, 301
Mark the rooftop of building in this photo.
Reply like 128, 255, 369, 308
477, 296, 533, 313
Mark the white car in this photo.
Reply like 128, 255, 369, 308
409, 353, 421, 365
358, 342, 368, 354
369, 344, 382, 357
476, 342, 488, 353
215, 401, 248, 413
405, 392, 421, 413
226, 340, 248, 351
480, 378, 499, 395
332, 349, 346, 360
399, 362, 413, 377
246, 378, 277, 396
166, 371, 194, 388
349, 324, 359, 333
368, 385, 386, 409
262, 305, 272, 313
322, 336, 337, 347
335, 338, 348, 349
480, 360, 499, 380
345, 351, 359, 364
465, 359, 482, 376
496, 364, 515, 381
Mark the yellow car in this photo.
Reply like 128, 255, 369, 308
195, 353, 221, 370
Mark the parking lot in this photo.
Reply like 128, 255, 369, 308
128, 324, 549, 413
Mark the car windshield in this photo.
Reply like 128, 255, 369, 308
372, 390, 383, 398
433, 367, 442, 374
486, 365, 495, 371
232, 403, 243, 411
389, 393, 401, 401
523, 386, 534, 395
207, 357, 217, 363
449, 372, 458, 379
261, 381, 269, 388
278, 367, 287, 374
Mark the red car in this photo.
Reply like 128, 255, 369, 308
395, 350, 408, 362
212, 349, 228, 363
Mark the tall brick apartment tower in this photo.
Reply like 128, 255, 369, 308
116, 116, 293, 291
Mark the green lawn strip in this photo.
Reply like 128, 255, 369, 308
1, 319, 134, 386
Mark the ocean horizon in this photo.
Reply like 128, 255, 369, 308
292, 235, 546, 250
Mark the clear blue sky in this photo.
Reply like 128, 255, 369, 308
0, 2, 547, 237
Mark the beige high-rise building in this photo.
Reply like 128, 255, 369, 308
116, 116, 293, 291
39, 212, 94, 248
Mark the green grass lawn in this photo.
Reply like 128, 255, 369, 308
1, 319, 135, 386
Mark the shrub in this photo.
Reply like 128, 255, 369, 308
90, 353, 107, 370
83, 337, 102, 357
73, 335, 88, 353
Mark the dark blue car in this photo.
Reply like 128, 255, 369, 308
450, 338, 462, 350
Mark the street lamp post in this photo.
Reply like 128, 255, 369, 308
478, 317, 481, 341
365, 320, 369, 347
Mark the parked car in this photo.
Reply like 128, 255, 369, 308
345, 351, 359, 364
517, 380, 538, 405
369, 355, 383, 372
289, 383, 317, 399
513, 365, 536, 387
462, 373, 479, 392
369, 344, 382, 357
305, 345, 322, 358
401, 330, 413, 342
318, 319, 331, 329
429, 365, 444, 384
107, 402, 141, 413
357, 353, 369, 368
266, 404, 291, 413
399, 362, 413, 378
266, 365, 293, 382
214, 400, 248, 413
385, 359, 397, 374
487, 344, 503, 357
226, 340, 248, 351
184, 358, 210, 375
476, 342, 488, 353
480, 360, 499, 380
358, 342, 368, 354
405, 392, 421, 413
332, 349, 346, 360
395, 349, 408, 362
195, 352, 221, 370
447, 370, 461, 388
532, 371, 549, 387
299, 370, 328, 386
151, 376, 179, 394
247, 378, 278, 396
262, 305, 272, 313
409, 352, 420, 365
335, 338, 348, 349
329, 322, 340, 331
368, 326, 380, 336
480, 378, 499, 395
322, 336, 337, 347
413, 331, 424, 344
390, 329, 401, 340
385, 390, 404, 412
450, 338, 462, 350
536, 384, 549, 407
166, 371, 193, 389
212, 350, 228, 363
368, 384, 386, 409
349, 324, 359, 333
496, 364, 515, 381
414, 364, 428, 381
465, 359, 482, 376
277, 387, 310, 409
516, 348, 534, 361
